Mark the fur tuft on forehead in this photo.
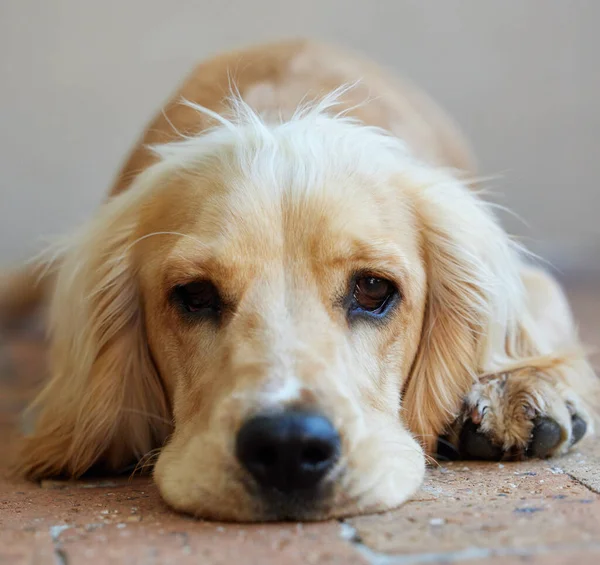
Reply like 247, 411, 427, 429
147, 84, 423, 191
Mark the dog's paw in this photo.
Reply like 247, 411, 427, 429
438, 369, 592, 461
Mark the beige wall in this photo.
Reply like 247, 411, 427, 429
1, 0, 599, 273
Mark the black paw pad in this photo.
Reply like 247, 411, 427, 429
526, 417, 562, 458
571, 415, 587, 445
435, 436, 460, 461
458, 419, 504, 461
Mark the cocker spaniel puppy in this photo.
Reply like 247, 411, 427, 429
2, 40, 598, 521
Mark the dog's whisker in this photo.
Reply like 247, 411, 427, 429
129, 448, 163, 479
435, 436, 458, 451
119, 408, 173, 426
124, 231, 210, 253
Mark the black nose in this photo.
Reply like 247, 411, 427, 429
236, 410, 340, 493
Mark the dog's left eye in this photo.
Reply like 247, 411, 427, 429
172, 280, 222, 317
351, 275, 397, 316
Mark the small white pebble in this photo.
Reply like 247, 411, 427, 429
498, 464, 505, 469
429, 518, 445, 527
461, 466, 470, 471
216, 526, 225, 533
509, 483, 517, 488
539, 480, 544, 484
100, 510, 109, 515
116, 523, 126, 529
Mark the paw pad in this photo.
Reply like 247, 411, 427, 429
445, 413, 588, 462
458, 419, 504, 461
571, 415, 587, 445
526, 417, 562, 459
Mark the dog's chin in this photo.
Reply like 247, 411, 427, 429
154, 474, 336, 522
157, 488, 403, 523
155, 487, 326, 522
255, 492, 406, 522
155, 472, 422, 522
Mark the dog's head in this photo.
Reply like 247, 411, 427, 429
19, 96, 525, 520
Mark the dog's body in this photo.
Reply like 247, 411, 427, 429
2, 39, 598, 521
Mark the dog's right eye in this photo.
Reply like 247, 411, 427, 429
172, 280, 222, 317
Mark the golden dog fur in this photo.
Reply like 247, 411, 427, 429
2, 39, 598, 521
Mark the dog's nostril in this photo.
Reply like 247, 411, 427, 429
255, 445, 279, 467
301, 444, 331, 466
236, 410, 340, 493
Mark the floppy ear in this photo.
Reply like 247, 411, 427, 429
402, 174, 529, 452
16, 188, 171, 479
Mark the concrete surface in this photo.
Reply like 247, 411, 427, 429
1, 281, 599, 564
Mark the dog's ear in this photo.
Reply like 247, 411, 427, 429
16, 187, 171, 479
402, 174, 529, 452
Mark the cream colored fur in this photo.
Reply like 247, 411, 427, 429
2, 39, 597, 521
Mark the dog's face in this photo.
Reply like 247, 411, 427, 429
138, 147, 427, 520
22, 103, 522, 521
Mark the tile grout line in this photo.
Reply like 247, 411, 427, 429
338, 521, 600, 565
564, 471, 600, 495
49, 525, 70, 565
546, 459, 600, 495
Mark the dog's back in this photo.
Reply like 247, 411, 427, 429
111, 39, 476, 195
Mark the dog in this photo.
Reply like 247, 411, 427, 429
1, 39, 598, 521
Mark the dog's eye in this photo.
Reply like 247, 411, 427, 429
351, 275, 397, 316
173, 280, 222, 316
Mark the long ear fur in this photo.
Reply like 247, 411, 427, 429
16, 186, 171, 479
402, 173, 549, 452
